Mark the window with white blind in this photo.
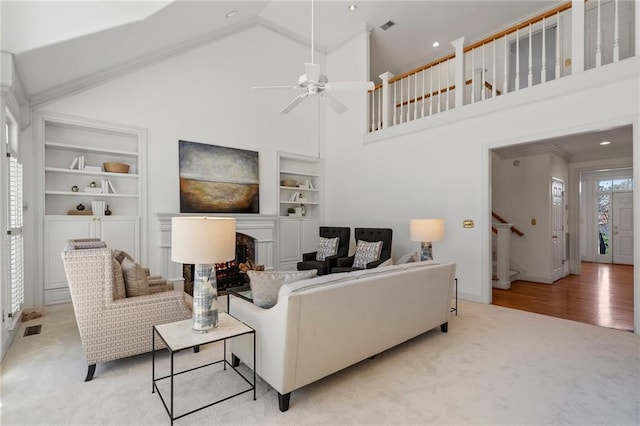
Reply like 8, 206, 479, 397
5, 110, 23, 329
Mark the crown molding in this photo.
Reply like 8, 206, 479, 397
256, 16, 328, 55
28, 15, 348, 110
28, 17, 261, 109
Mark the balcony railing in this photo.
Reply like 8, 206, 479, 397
369, 0, 636, 133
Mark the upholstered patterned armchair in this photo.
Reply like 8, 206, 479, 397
297, 226, 351, 275
331, 227, 393, 273
61, 240, 192, 381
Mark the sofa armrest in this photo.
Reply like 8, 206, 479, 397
228, 296, 298, 394
302, 251, 318, 262
366, 258, 388, 269
336, 255, 355, 267
323, 253, 343, 271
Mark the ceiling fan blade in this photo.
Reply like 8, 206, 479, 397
252, 85, 299, 90
324, 81, 375, 91
280, 93, 309, 114
304, 63, 320, 83
324, 93, 348, 114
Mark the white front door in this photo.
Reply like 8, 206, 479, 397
551, 179, 565, 281
612, 192, 634, 265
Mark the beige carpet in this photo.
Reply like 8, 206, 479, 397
1, 299, 638, 425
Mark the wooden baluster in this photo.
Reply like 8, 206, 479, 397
596, 0, 602, 67
392, 81, 397, 126
406, 75, 410, 122
400, 77, 404, 124
378, 88, 382, 130
408, 75, 411, 122
369, 90, 374, 132
429, 66, 433, 116
471, 49, 476, 103
541, 17, 547, 84
613, 0, 620, 62
481, 44, 486, 101
555, 11, 561, 79
515, 28, 520, 91
437, 62, 441, 113
504, 35, 509, 94
492, 39, 497, 98
421, 68, 426, 117
413, 73, 418, 120
446, 59, 450, 110
528, 24, 533, 88
403, 76, 407, 122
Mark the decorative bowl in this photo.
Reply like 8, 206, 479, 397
280, 179, 297, 187
103, 162, 130, 173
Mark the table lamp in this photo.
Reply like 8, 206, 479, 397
171, 216, 236, 332
410, 219, 445, 261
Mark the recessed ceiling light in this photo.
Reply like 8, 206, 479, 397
348, 4, 357, 12
600, 141, 612, 146
432, 41, 440, 47
226, 10, 238, 18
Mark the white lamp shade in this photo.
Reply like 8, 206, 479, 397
410, 219, 445, 242
171, 217, 236, 264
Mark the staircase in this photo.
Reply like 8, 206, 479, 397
491, 213, 524, 290
492, 259, 520, 289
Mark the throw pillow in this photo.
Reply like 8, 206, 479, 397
112, 249, 135, 264
248, 270, 317, 309
396, 252, 418, 264
121, 257, 151, 297
112, 257, 127, 300
352, 240, 382, 269
316, 237, 340, 261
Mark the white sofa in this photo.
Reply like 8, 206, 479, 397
228, 261, 456, 411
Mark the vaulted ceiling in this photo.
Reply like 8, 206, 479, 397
1, 1, 633, 161
2, 0, 558, 105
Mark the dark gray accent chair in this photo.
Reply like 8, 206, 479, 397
331, 227, 393, 273
297, 226, 351, 275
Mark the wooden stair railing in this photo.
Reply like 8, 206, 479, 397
392, 79, 501, 109
492, 212, 525, 236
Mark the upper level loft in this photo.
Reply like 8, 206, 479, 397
367, 0, 637, 137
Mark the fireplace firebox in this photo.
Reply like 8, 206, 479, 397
182, 233, 255, 295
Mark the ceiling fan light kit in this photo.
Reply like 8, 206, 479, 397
252, 0, 374, 114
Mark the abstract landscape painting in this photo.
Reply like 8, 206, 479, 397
179, 140, 259, 213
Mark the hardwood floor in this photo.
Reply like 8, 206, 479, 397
492, 262, 634, 332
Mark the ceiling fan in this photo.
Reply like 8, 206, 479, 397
252, 0, 374, 114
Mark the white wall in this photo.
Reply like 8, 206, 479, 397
32, 25, 324, 302
24, 21, 640, 333
327, 55, 639, 304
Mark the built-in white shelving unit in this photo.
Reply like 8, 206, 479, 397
277, 152, 323, 270
37, 111, 147, 305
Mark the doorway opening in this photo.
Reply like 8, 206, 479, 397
490, 124, 634, 331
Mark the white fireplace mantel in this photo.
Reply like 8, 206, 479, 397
156, 213, 277, 283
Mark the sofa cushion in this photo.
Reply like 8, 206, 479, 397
248, 270, 318, 308
352, 240, 382, 269
279, 272, 353, 298
352, 259, 441, 280
112, 257, 127, 300
121, 257, 151, 297
316, 237, 339, 261
396, 252, 418, 264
